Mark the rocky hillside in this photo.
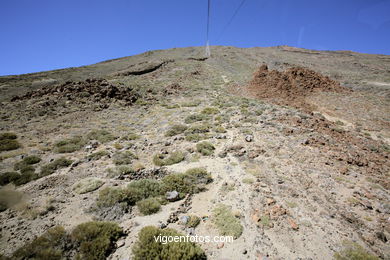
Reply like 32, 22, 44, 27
0, 46, 389, 259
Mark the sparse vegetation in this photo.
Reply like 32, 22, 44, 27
86, 129, 116, 143
12, 221, 124, 260
0, 132, 21, 152
260, 215, 271, 227
132, 226, 206, 260
96, 187, 126, 208
186, 123, 211, 134
186, 215, 201, 228
71, 221, 123, 260
54, 136, 85, 153
220, 182, 235, 194
121, 132, 140, 141
185, 133, 209, 142
0, 133, 17, 140
161, 168, 212, 197
181, 100, 201, 107
286, 201, 298, 208
0, 172, 21, 186
184, 114, 207, 124
40, 157, 73, 177
165, 124, 188, 137
201, 107, 219, 115
116, 165, 135, 176
153, 151, 185, 166
113, 150, 137, 165
334, 240, 379, 260
72, 178, 104, 194
125, 179, 162, 205
242, 178, 254, 184
87, 150, 109, 161
19, 155, 41, 166
96, 169, 211, 214
214, 126, 226, 133
14, 156, 41, 172
12, 226, 68, 259
137, 197, 161, 215
212, 204, 243, 239
196, 141, 215, 156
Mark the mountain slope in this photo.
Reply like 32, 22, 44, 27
0, 46, 389, 259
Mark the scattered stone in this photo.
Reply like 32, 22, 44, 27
288, 218, 299, 230
116, 239, 125, 248
180, 215, 189, 225
266, 198, 276, 206
215, 134, 227, 139
245, 135, 253, 142
217, 242, 224, 249
252, 212, 261, 223
166, 191, 179, 202
268, 205, 287, 219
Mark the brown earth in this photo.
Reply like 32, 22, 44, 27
246, 64, 351, 110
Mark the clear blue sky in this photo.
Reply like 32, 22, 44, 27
1, 0, 389, 76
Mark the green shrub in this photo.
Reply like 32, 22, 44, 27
185, 124, 211, 134
242, 178, 254, 184
185, 133, 208, 142
14, 171, 37, 186
72, 178, 104, 194
87, 130, 116, 143
196, 141, 215, 156
96, 187, 126, 208
14, 156, 38, 175
334, 240, 379, 260
54, 136, 85, 153
0, 139, 20, 152
0, 132, 20, 152
125, 179, 162, 205
215, 114, 230, 124
214, 126, 226, 133
0, 132, 17, 140
132, 226, 206, 260
113, 151, 137, 165
19, 165, 35, 175
20, 155, 41, 165
165, 124, 188, 137
201, 107, 219, 115
121, 133, 140, 141
87, 150, 109, 161
71, 221, 123, 260
11, 222, 123, 260
181, 100, 201, 107
12, 226, 68, 260
116, 165, 135, 176
153, 151, 185, 166
0, 170, 37, 186
184, 114, 206, 124
40, 158, 73, 177
186, 215, 201, 228
0, 172, 20, 186
137, 198, 161, 215
212, 204, 243, 239
161, 168, 212, 196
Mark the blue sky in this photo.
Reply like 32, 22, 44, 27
0, 0, 389, 76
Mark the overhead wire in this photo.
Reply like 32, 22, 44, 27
217, 0, 247, 41
205, 0, 211, 57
